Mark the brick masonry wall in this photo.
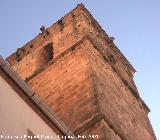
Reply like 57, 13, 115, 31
88, 41, 156, 139
28, 41, 100, 134
26, 38, 155, 139
27, 39, 127, 139
81, 119, 121, 140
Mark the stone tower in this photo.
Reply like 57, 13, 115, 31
6, 4, 156, 140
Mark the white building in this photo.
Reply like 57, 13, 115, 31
0, 56, 76, 140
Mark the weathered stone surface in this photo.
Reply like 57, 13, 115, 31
80, 119, 121, 140
6, 4, 156, 140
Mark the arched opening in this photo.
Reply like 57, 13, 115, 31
36, 43, 54, 70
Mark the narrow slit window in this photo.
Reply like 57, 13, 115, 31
44, 42, 53, 61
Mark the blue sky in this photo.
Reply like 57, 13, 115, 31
0, 0, 159, 138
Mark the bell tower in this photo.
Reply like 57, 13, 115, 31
6, 4, 156, 140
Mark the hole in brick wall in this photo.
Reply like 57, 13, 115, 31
30, 44, 34, 48
58, 19, 64, 31
108, 54, 116, 64
44, 43, 54, 60
71, 47, 75, 51
16, 48, 24, 61
102, 55, 108, 62
36, 43, 54, 70
71, 13, 75, 18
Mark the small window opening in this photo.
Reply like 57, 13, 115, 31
36, 42, 54, 70
44, 42, 53, 60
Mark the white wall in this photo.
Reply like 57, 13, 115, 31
0, 76, 60, 140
